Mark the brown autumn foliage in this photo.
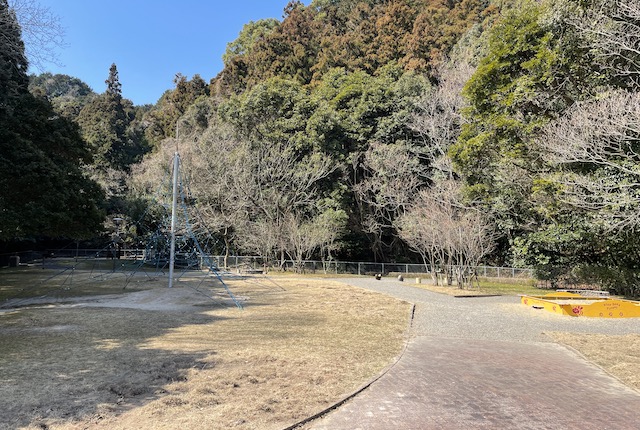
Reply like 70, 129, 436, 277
215, 0, 497, 94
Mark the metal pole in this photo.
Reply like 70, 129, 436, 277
168, 152, 180, 288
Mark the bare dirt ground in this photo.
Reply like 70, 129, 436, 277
0, 274, 412, 430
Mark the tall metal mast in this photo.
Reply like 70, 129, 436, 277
168, 152, 179, 288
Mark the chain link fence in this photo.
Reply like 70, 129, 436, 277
202, 255, 534, 279
2, 250, 533, 279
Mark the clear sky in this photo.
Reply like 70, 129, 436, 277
33, 0, 300, 105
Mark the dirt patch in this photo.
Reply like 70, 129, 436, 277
78, 287, 228, 311
549, 332, 640, 392
0, 275, 411, 429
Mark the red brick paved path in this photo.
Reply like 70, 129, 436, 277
312, 337, 640, 429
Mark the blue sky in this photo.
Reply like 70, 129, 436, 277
34, 1, 300, 105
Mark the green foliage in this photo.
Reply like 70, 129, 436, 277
105, 63, 122, 97
143, 74, 210, 145
0, 0, 104, 241
29, 72, 97, 119
573, 266, 640, 298
223, 18, 279, 66
511, 222, 590, 280
512, 223, 640, 297
309, 65, 429, 157
28, 72, 94, 99
245, 1, 321, 87
77, 93, 129, 170
452, 2, 551, 174
0, 0, 29, 115
449, 0, 598, 250
217, 0, 494, 94
449, 0, 640, 293
0, 94, 105, 241
220, 77, 313, 149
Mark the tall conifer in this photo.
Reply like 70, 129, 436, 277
0, 0, 104, 242
0, 0, 29, 114
105, 63, 122, 98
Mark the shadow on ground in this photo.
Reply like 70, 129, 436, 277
0, 304, 227, 429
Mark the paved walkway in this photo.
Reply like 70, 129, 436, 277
308, 278, 640, 430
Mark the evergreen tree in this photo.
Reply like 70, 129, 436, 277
142, 73, 210, 145
77, 63, 132, 171
0, 0, 29, 114
105, 63, 122, 98
28, 72, 96, 119
0, 0, 104, 241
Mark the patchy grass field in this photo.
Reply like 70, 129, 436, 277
0, 269, 412, 430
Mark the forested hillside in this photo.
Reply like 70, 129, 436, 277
4, 0, 640, 295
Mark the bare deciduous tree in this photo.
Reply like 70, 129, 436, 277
568, 0, 640, 85
131, 114, 343, 271
7, 0, 64, 70
396, 179, 496, 288
409, 59, 474, 175
354, 141, 428, 260
187, 123, 251, 268
240, 141, 338, 268
538, 90, 640, 230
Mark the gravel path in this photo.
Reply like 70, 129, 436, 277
330, 277, 639, 341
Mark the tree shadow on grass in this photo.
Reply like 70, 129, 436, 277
0, 305, 229, 429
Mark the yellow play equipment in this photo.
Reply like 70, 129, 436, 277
521, 292, 640, 318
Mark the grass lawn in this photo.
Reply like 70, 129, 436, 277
409, 275, 546, 297
1, 266, 637, 429
0, 268, 412, 430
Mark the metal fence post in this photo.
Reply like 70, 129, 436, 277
358, 262, 361, 276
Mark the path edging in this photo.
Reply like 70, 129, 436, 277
282, 303, 417, 430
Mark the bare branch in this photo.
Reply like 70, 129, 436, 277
539, 90, 640, 230
396, 179, 496, 288
409, 59, 474, 173
8, 0, 65, 70
568, 0, 640, 84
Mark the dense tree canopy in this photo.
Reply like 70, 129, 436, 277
449, 0, 640, 294
28, 72, 96, 118
1, 0, 28, 114
213, 0, 496, 94
7, 0, 640, 294
1, 0, 104, 242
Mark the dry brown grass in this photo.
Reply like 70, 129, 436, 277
549, 332, 640, 392
0, 274, 411, 430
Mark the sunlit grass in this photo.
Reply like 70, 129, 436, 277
0, 271, 411, 430
408, 276, 546, 296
